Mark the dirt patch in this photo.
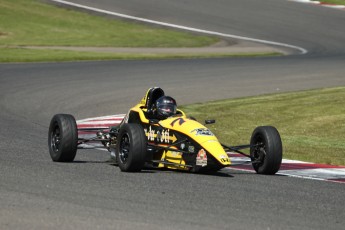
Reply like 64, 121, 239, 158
0, 32, 9, 37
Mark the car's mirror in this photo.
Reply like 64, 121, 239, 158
205, 119, 216, 125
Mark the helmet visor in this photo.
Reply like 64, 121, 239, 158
158, 104, 176, 117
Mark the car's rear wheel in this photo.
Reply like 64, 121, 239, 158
116, 124, 147, 172
250, 126, 282, 175
48, 114, 78, 162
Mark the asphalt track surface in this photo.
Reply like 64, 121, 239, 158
1, 0, 345, 229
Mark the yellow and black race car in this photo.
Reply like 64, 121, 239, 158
48, 87, 282, 174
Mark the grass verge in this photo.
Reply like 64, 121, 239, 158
0, 0, 217, 47
0, 47, 280, 62
0, 0, 223, 62
180, 87, 345, 166
0, 0, 279, 62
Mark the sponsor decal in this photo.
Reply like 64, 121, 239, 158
169, 151, 182, 157
220, 154, 230, 163
196, 149, 207, 167
144, 126, 177, 143
191, 128, 214, 136
188, 145, 195, 153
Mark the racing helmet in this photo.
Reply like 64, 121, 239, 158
154, 96, 177, 119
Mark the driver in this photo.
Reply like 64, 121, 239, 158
152, 96, 177, 120
107, 92, 177, 163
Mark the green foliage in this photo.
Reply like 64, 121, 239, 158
181, 87, 345, 166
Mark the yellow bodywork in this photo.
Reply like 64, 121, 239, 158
127, 100, 231, 170
159, 117, 231, 169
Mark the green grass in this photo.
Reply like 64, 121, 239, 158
1, 0, 263, 62
0, 47, 280, 62
180, 87, 345, 166
0, 0, 217, 47
0, 0, 282, 62
312, 0, 345, 5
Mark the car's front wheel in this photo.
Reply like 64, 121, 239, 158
250, 126, 282, 175
116, 124, 147, 172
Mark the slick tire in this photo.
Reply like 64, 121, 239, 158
48, 114, 78, 162
250, 126, 282, 175
116, 123, 147, 172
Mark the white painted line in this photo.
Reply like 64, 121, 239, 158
279, 168, 345, 180
323, 5, 345, 9
292, 0, 320, 4
50, 0, 308, 54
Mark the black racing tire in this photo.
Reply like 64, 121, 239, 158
250, 126, 282, 175
48, 114, 78, 162
116, 123, 147, 172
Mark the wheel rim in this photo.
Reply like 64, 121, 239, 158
51, 123, 61, 153
252, 135, 266, 167
119, 133, 130, 164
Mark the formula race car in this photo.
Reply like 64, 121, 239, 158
48, 87, 282, 174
